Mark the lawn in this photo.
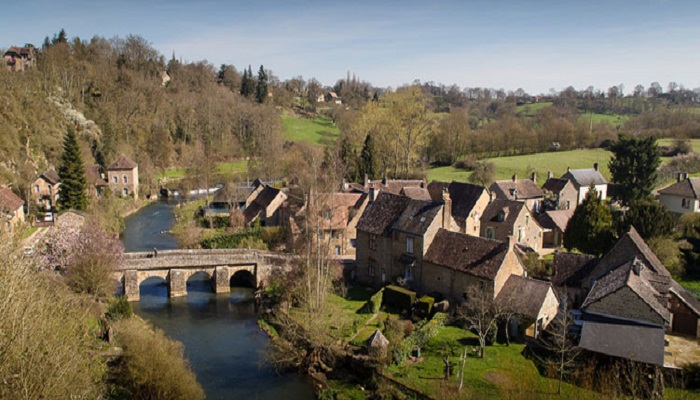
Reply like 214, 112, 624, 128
386, 326, 599, 399
516, 102, 553, 116
579, 112, 629, 126
427, 148, 612, 183
281, 113, 340, 145
677, 277, 700, 298
658, 138, 700, 153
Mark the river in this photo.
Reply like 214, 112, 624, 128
122, 200, 315, 399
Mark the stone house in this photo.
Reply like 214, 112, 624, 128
0, 188, 25, 234
354, 191, 456, 290
480, 199, 543, 251
496, 275, 560, 338
4, 45, 35, 72
541, 174, 578, 211
536, 208, 574, 248
55, 209, 86, 230
427, 181, 490, 235
490, 174, 545, 212
31, 170, 61, 211
107, 156, 139, 199
561, 163, 607, 204
657, 174, 700, 215
84, 163, 108, 197
242, 185, 287, 226
421, 229, 525, 301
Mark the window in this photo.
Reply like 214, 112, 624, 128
526, 215, 529, 226
406, 236, 414, 254
335, 246, 340, 255
518, 226, 524, 242
112, 176, 117, 184
683, 198, 692, 209
350, 239, 357, 248
123, 188, 128, 196
369, 234, 377, 250
368, 260, 376, 277
485, 226, 495, 239
34, 185, 39, 193
123, 175, 128, 184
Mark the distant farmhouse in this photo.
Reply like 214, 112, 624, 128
658, 174, 700, 215
561, 163, 608, 204
3, 45, 35, 72
107, 156, 139, 199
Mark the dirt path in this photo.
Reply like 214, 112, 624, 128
345, 313, 379, 345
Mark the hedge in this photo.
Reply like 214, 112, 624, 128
383, 285, 416, 311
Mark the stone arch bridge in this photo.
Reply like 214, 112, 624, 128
114, 249, 295, 301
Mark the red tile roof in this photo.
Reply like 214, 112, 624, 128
0, 188, 24, 212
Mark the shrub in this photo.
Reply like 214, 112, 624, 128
361, 289, 383, 314
106, 296, 133, 321
415, 296, 435, 318
202, 215, 229, 229
112, 318, 205, 400
383, 285, 416, 311
683, 362, 700, 389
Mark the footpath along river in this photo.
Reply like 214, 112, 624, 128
122, 200, 314, 399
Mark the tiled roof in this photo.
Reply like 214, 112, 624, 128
496, 275, 554, 318
356, 192, 411, 235
481, 199, 525, 228
562, 168, 607, 187
0, 188, 24, 212
658, 178, 700, 198
392, 200, 442, 235
536, 209, 574, 232
578, 315, 665, 366
84, 164, 107, 187
542, 178, 572, 194
40, 170, 61, 185
424, 229, 509, 280
427, 181, 487, 222
108, 155, 138, 170
383, 179, 425, 195
582, 258, 671, 323
400, 186, 432, 201
242, 185, 285, 224
551, 252, 598, 287
670, 280, 700, 317
490, 178, 544, 200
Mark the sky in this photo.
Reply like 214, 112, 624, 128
2, 0, 700, 94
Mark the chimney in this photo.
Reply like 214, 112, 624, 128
567, 166, 571, 173
593, 163, 599, 171
547, 171, 553, 180
369, 186, 379, 204
364, 173, 369, 188
442, 189, 452, 229
685, 173, 690, 180
531, 172, 537, 184
512, 174, 517, 182
632, 259, 643, 276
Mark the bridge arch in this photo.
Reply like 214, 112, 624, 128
230, 269, 256, 288
187, 271, 214, 293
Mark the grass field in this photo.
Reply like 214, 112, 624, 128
515, 102, 553, 116
281, 113, 340, 144
427, 148, 612, 183
580, 112, 629, 126
157, 160, 248, 181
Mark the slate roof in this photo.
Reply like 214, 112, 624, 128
582, 258, 671, 323
588, 227, 672, 294
0, 188, 24, 212
496, 275, 554, 318
427, 181, 487, 222
400, 186, 432, 201
392, 200, 443, 235
356, 192, 411, 236
107, 155, 138, 170
536, 209, 574, 232
542, 178, 572, 194
578, 315, 665, 366
382, 179, 425, 195
670, 280, 700, 317
551, 252, 598, 287
424, 229, 509, 280
490, 178, 544, 201
481, 199, 525, 228
242, 185, 285, 224
40, 170, 61, 185
658, 178, 700, 198
562, 168, 607, 187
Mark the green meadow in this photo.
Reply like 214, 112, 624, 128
281, 113, 340, 144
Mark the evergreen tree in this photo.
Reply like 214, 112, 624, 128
57, 127, 88, 211
338, 136, 357, 182
240, 65, 255, 97
256, 65, 268, 103
358, 134, 377, 180
623, 199, 675, 240
563, 185, 615, 256
608, 134, 661, 205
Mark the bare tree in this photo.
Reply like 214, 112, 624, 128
455, 285, 503, 359
533, 299, 580, 395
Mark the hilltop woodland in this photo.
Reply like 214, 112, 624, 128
2, 31, 700, 196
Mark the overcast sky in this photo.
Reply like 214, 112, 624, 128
3, 0, 699, 94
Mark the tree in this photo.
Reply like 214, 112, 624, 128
623, 199, 674, 240
358, 133, 377, 180
57, 127, 88, 211
534, 300, 580, 395
456, 285, 502, 359
563, 186, 615, 256
256, 65, 268, 104
240, 65, 255, 97
468, 161, 496, 189
608, 135, 661, 205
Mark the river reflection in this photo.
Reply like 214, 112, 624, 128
126, 201, 314, 399
133, 277, 315, 399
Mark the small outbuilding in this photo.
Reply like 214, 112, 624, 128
367, 329, 389, 358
